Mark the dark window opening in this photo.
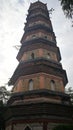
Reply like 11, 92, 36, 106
47, 53, 51, 59
31, 53, 34, 59
50, 80, 55, 91
44, 36, 47, 39
28, 79, 33, 90
32, 35, 36, 38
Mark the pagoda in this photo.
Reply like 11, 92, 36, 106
3, 1, 73, 130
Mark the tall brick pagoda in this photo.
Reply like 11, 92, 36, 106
9, 1, 67, 94
3, 1, 73, 130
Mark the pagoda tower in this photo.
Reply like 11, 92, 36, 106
4, 1, 73, 130
9, 1, 67, 94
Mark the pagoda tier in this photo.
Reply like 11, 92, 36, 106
21, 26, 55, 42
5, 91, 73, 129
17, 39, 61, 61
25, 14, 53, 32
24, 16, 53, 31
9, 58, 67, 86
8, 89, 71, 105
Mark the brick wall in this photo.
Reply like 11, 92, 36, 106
24, 31, 53, 42
12, 73, 64, 93
21, 48, 58, 62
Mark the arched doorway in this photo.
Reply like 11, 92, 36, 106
25, 126, 31, 130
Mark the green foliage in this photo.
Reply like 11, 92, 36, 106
0, 86, 11, 104
0, 100, 3, 106
59, 0, 73, 19
53, 124, 73, 130
66, 87, 73, 104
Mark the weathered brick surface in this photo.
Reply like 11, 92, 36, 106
12, 73, 64, 93
21, 49, 58, 62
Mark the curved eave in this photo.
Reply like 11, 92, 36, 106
24, 24, 53, 34
26, 13, 50, 22
7, 89, 71, 105
25, 15, 51, 27
5, 90, 73, 124
8, 58, 68, 86
21, 35, 56, 45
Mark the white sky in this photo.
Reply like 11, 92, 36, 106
0, 0, 73, 90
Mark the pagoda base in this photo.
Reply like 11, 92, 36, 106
3, 89, 73, 130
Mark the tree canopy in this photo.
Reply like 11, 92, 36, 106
0, 86, 11, 105
66, 87, 73, 104
59, 0, 73, 19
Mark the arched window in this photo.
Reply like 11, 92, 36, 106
28, 79, 33, 90
25, 126, 31, 130
47, 53, 51, 59
32, 35, 36, 38
31, 53, 34, 59
44, 36, 47, 39
50, 80, 55, 91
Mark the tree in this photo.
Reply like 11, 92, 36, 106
68, 87, 73, 104
0, 86, 11, 105
59, 0, 73, 19
65, 87, 73, 104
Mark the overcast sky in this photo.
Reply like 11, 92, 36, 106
0, 0, 73, 90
